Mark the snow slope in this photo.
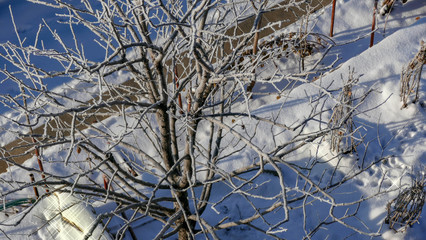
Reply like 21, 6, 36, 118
319, 17, 426, 240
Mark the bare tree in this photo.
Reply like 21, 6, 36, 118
0, 0, 394, 239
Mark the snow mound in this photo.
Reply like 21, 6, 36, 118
34, 192, 112, 240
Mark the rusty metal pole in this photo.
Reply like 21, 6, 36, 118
247, 13, 263, 96
174, 67, 184, 114
20, 85, 48, 193
29, 174, 39, 199
33, 146, 49, 193
330, 0, 337, 37
370, 0, 378, 48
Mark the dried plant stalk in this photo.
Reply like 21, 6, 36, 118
329, 68, 359, 153
385, 178, 425, 232
380, 0, 396, 16
400, 40, 425, 108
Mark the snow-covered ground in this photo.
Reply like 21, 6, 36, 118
0, 0, 425, 239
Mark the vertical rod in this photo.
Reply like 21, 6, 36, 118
30, 174, 39, 199
247, 12, 263, 95
370, 0, 378, 48
20, 85, 48, 193
102, 174, 109, 191
174, 67, 184, 114
330, 0, 337, 37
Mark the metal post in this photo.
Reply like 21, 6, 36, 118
29, 174, 39, 199
330, 0, 337, 37
370, 0, 378, 48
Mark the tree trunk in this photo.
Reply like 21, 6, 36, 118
175, 190, 195, 240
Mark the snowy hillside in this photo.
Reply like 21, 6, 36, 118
0, 0, 425, 239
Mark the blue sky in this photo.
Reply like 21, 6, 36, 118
0, 0, 60, 101
0, 0, 102, 113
